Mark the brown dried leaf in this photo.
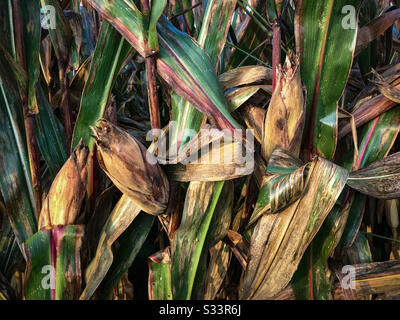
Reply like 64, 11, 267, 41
219, 65, 273, 91
241, 155, 348, 299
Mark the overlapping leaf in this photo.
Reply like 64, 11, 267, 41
86, 0, 241, 134
0, 54, 37, 248
242, 151, 349, 299
80, 195, 141, 300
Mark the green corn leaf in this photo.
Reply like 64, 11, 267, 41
170, 93, 205, 152
148, 248, 173, 300
295, 0, 362, 160
148, 0, 167, 52
20, 0, 41, 113
23, 225, 84, 300
157, 15, 241, 133
171, 181, 224, 299
170, 0, 238, 152
198, 0, 238, 68
0, 54, 37, 249
72, 20, 132, 151
34, 85, 68, 178
86, 0, 241, 134
192, 180, 233, 299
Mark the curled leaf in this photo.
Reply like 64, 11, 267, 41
242, 152, 348, 299
347, 151, 400, 199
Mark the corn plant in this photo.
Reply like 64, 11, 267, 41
1, 0, 400, 301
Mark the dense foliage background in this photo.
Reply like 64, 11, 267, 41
1, 0, 400, 300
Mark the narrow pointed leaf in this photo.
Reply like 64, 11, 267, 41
157, 16, 241, 133
198, 0, 237, 68
192, 181, 233, 299
291, 198, 354, 300
148, 0, 167, 52
170, 0, 238, 152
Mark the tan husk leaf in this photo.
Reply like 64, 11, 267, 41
219, 66, 273, 90
165, 125, 253, 182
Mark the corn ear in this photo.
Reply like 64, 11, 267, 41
38, 140, 88, 228
262, 51, 305, 160
91, 119, 169, 215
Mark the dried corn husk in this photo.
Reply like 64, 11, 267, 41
262, 51, 305, 160
91, 119, 169, 215
38, 140, 88, 228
